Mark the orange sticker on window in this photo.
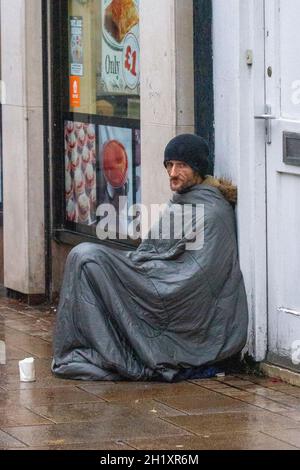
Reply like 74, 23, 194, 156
70, 76, 81, 108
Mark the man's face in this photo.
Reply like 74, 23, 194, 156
165, 160, 202, 192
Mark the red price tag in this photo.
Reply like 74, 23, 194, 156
125, 45, 137, 77
122, 33, 140, 90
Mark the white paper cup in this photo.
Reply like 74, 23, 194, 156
19, 357, 36, 382
0, 340, 6, 365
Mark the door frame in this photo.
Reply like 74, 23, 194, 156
42, 0, 52, 300
237, 0, 269, 361
212, 0, 268, 361
194, 0, 214, 173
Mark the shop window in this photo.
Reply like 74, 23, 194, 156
52, 0, 140, 245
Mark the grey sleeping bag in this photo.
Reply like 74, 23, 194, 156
52, 182, 248, 382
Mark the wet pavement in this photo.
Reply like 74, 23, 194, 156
1, 297, 300, 450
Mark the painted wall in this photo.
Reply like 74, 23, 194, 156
213, 0, 240, 182
1, 0, 45, 294
140, 0, 195, 208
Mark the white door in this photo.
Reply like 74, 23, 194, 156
263, 0, 300, 369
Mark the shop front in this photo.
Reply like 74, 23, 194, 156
49, 0, 212, 296
0, 0, 213, 301
52, 0, 141, 248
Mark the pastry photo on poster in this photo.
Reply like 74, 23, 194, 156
100, 0, 140, 94
65, 121, 97, 226
70, 16, 84, 77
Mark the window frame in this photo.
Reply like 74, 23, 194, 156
50, 0, 140, 249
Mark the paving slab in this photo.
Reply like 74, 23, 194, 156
1, 296, 300, 450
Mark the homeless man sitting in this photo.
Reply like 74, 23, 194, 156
52, 134, 248, 382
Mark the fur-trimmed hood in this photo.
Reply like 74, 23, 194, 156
204, 176, 237, 205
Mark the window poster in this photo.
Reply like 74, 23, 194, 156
65, 121, 97, 226
99, 125, 141, 237
98, 125, 133, 205
70, 16, 84, 77
101, 0, 140, 95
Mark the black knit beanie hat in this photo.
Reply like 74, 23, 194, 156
164, 134, 209, 177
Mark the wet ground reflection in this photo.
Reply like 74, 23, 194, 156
0, 299, 300, 449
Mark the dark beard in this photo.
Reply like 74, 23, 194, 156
176, 180, 201, 194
